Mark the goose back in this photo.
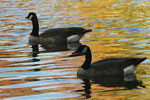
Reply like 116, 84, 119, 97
40, 27, 90, 38
26, 12, 92, 43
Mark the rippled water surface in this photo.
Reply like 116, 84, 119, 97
1, 0, 150, 100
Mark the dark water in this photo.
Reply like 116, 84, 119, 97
0, 0, 150, 100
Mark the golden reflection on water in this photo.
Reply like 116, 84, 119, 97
0, 0, 150, 99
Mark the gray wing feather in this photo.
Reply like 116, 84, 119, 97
90, 57, 144, 75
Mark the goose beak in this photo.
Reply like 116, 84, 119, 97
85, 29, 92, 32
25, 16, 29, 19
68, 52, 81, 57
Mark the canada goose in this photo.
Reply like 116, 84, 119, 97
26, 12, 92, 43
69, 45, 146, 78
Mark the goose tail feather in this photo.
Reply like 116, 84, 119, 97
134, 57, 146, 65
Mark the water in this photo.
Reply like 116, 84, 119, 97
0, 0, 150, 99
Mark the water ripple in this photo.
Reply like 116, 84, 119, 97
5, 92, 80, 100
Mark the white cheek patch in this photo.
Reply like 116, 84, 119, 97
81, 47, 88, 54
29, 15, 33, 19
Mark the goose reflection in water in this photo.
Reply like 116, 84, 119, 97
29, 42, 82, 71
29, 40, 82, 54
31, 44, 39, 58
27, 44, 40, 62
40, 42, 82, 52
28, 44, 41, 72
76, 73, 145, 99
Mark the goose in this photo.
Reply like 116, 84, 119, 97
26, 12, 92, 44
69, 45, 146, 78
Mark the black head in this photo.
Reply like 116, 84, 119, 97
69, 45, 90, 57
26, 12, 37, 20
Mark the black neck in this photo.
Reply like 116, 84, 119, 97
31, 16, 39, 37
81, 48, 92, 70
